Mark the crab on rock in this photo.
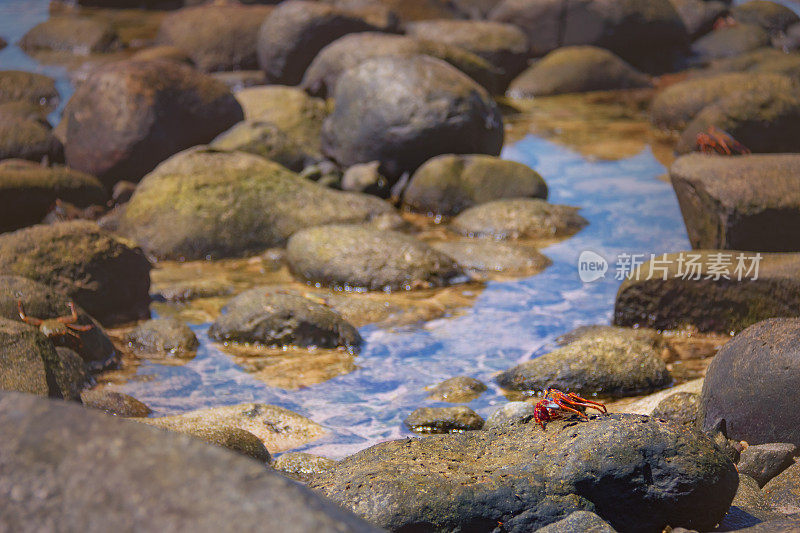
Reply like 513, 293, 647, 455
533, 388, 608, 430
17, 299, 93, 342
696, 126, 751, 156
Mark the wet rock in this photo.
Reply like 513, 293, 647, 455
0, 275, 116, 369
489, 0, 689, 71
671, 154, 800, 251
311, 413, 738, 532
321, 55, 503, 182
0, 159, 106, 232
208, 287, 361, 350
176, 425, 272, 463
341, 161, 389, 196
137, 402, 327, 453
157, 4, 274, 72
670, 0, 728, 38
80, 389, 152, 417
718, 474, 783, 531
700, 319, 800, 447
127, 317, 199, 356
154, 278, 233, 302
210, 120, 317, 172
53, 347, 91, 401
652, 392, 700, 426
301, 32, 503, 98
496, 327, 671, 397
764, 461, 800, 514
614, 251, 800, 333
649, 72, 791, 131
426, 376, 487, 403
0, 117, 63, 164
0, 70, 58, 109
405, 19, 529, 86
19, 16, 119, 54
64, 59, 243, 186
731, 0, 800, 34
286, 224, 465, 291
430, 240, 551, 276
256, 0, 376, 86
691, 24, 771, 62
450, 198, 587, 240
273, 452, 338, 481
402, 154, 547, 217
739, 443, 798, 487
484, 401, 536, 429
555, 324, 665, 349
536, 511, 617, 533
0, 391, 379, 532
676, 77, 800, 154
130, 44, 193, 65
117, 147, 398, 260
507, 46, 651, 97
404, 406, 484, 433
0, 221, 151, 326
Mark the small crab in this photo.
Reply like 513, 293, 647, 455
696, 126, 751, 156
17, 299, 93, 343
533, 388, 608, 430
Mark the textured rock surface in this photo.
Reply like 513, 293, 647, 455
127, 318, 199, 356
273, 452, 338, 482
450, 198, 587, 240
0, 318, 70, 398
718, 473, 783, 531
430, 240, 551, 276
404, 406, 484, 433
764, 461, 800, 514
426, 376, 487, 403
652, 392, 700, 426
536, 511, 617, 533
484, 401, 536, 429
691, 24, 771, 62
0, 116, 63, 164
738, 443, 798, 487
80, 389, 152, 418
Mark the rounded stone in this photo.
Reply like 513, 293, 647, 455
273, 452, 338, 481
652, 392, 700, 426
0, 71, 58, 109
80, 389, 152, 418
127, 317, 199, 356
19, 16, 119, 54
426, 376, 487, 403
450, 198, 587, 240
431, 240, 551, 276
691, 24, 771, 62
404, 406, 484, 433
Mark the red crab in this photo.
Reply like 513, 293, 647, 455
17, 299, 93, 343
696, 126, 751, 156
533, 388, 608, 430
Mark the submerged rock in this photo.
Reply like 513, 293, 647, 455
0, 391, 379, 532
80, 389, 152, 418
450, 198, 587, 240
0, 221, 151, 326
507, 46, 651, 97
430, 240, 551, 276
127, 317, 199, 356
208, 287, 361, 350
671, 154, 800, 251
402, 154, 547, 217
738, 443, 798, 487
404, 406, 484, 433
19, 16, 119, 54
311, 414, 738, 532
321, 55, 504, 182
286, 225, 465, 291
426, 376, 487, 403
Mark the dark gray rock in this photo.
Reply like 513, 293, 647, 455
80, 389, 152, 417
496, 327, 671, 397
0, 391, 380, 532
0, 221, 151, 326
536, 511, 617, 533
286, 224, 465, 291
310, 414, 738, 532
402, 154, 547, 217
321, 55, 503, 182
426, 376, 487, 403
731, 0, 800, 33
19, 16, 119, 54
64, 59, 243, 186
484, 401, 536, 429
691, 24, 771, 62
652, 392, 700, 426
127, 318, 199, 356
450, 198, 587, 240
256, 0, 376, 85
718, 474, 783, 531
208, 287, 361, 350
614, 251, 800, 333
701, 319, 800, 446
404, 406, 484, 433
507, 46, 651, 97
739, 443, 798, 487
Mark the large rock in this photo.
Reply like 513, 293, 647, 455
764, 461, 800, 514
256, 0, 376, 85
700, 319, 800, 447
126, 317, 199, 356
0, 117, 63, 164
311, 414, 738, 532
404, 19, 529, 85
731, 0, 800, 34
116, 147, 399, 260
0, 71, 58, 109
0, 276, 116, 370
0, 221, 151, 325
507, 46, 651, 97
321, 55, 503, 181
489, 0, 689, 71
210, 120, 317, 172
671, 154, 800, 251
691, 24, 771, 62
19, 16, 119, 54
0, 391, 380, 532
286, 224, 465, 291
64, 59, 243, 186
208, 287, 361, 350
614, 251, 800, 333
157, 4, 274, 71
0, 160, 106, 233
301, 32, 503, 98
496, 327, 671, 397
450, 198, 587, 240
402, 154, 547, 217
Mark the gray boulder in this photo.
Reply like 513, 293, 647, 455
127, 317, 199, 356
764, 461, 800, 515
450, 198, 587, 240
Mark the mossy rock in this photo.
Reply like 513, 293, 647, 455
0, 159, 107, 233
0, 71, 58, 109
0, 117, 63, 164
117, 147, 399, 260
450, 198, 587, 240
127, 317, 199, 356
210, 120, 318, 172
19, 16, 120, 54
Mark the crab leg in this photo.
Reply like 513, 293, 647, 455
17, 300, 42, 326
565, 393, 608, 414
66, 322, 93, 333
550, 396, 589, 419
58, 302, 80, 324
